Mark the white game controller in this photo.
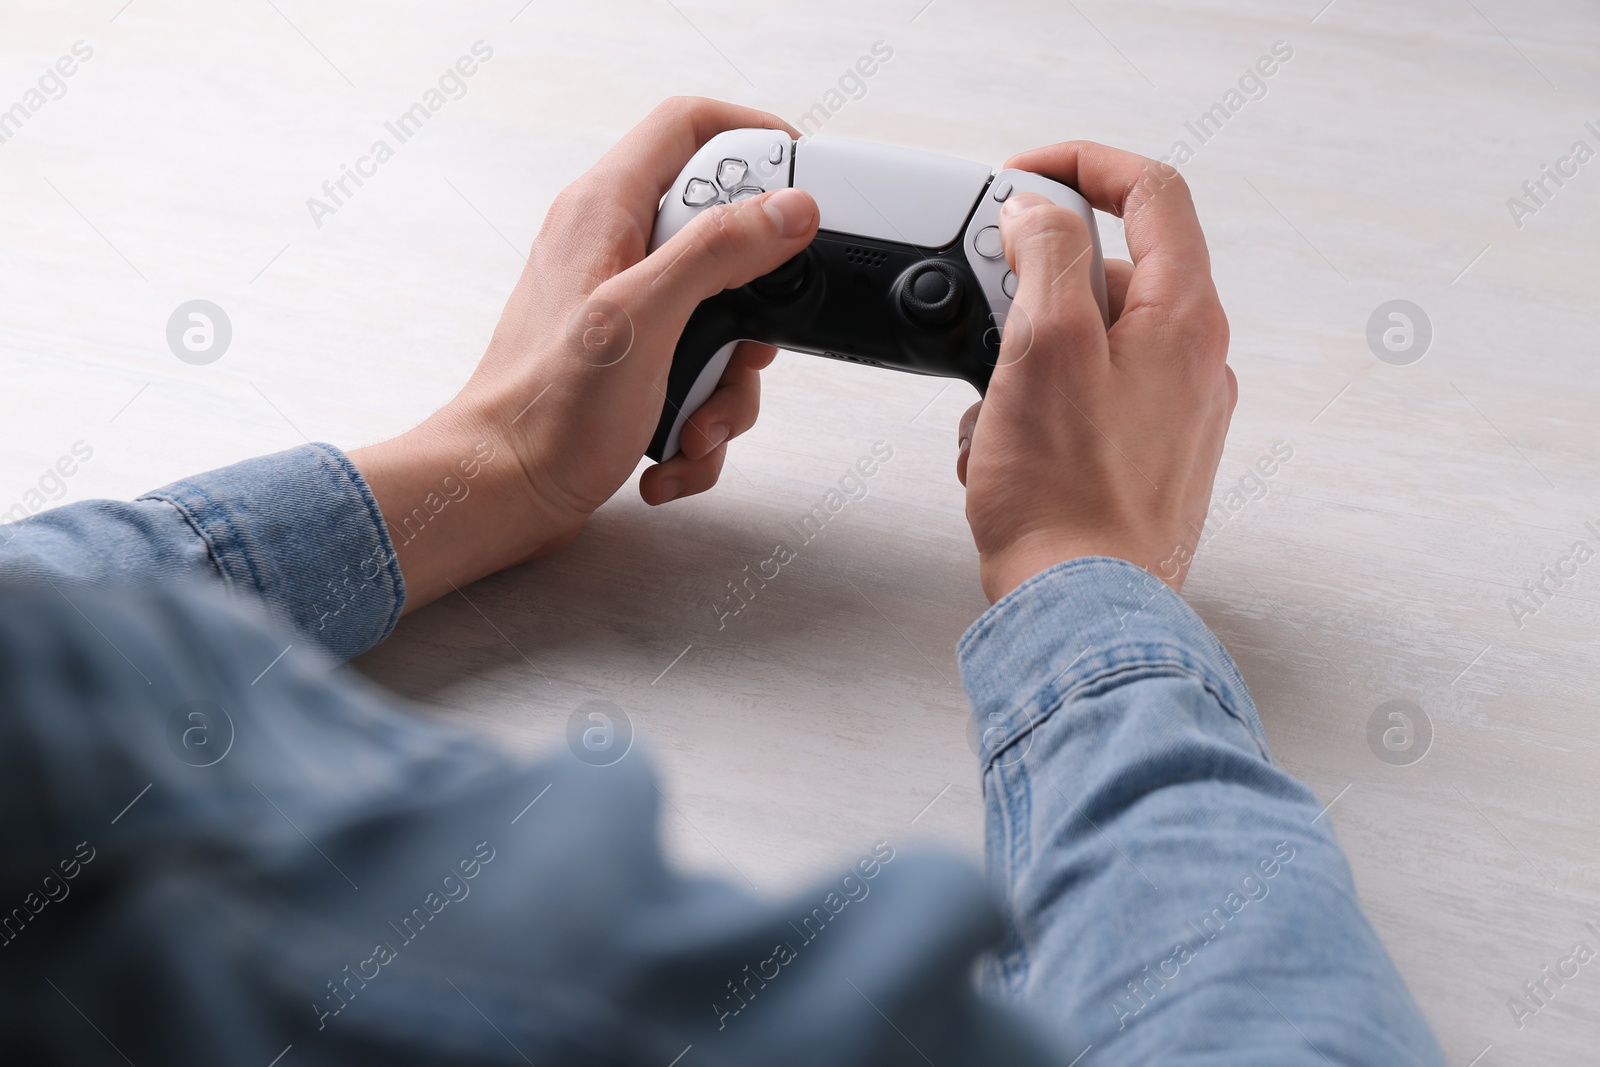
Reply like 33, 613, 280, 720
646, 130, 1108, 461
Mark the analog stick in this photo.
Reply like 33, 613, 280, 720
751, 251, 810, 300
897, 262, 964, 327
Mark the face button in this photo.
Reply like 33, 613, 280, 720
1002, 270, 1018, 298
717, 158, 749, 190
992, 180, 1014, 202
897, 261, 966, 328
974, 225, 1004, 260
769, 142, 785, 165
728, 186, 764, 202
683, 178, 719, 207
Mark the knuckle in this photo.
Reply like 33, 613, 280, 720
1212, 305, 1231, 348
1152, 283, 1235, 350
1190, 302, 1230, 359
1045, 315, 1102, 355
544, 185, 584, 227
1011, 209, 1092, 273
754, 109, 789, 133
586, 275, 630, 313
1137, 160, 1189, 196
548, 186, 625, 240
654, 95, 703, 123
693, 203, 741, 259
667, 203, 749, 286
1020, 205, 1090, 246
1161, 297, 1229, 363
1152, 164, 1190, 197
1128, 166, 1193, 217
1021, 300, 1097, 354
733, 389, 761, 433
547, 189, 637, 275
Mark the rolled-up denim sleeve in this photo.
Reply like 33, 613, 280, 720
0, 443, 403, 660
959, 557, 1444, 1066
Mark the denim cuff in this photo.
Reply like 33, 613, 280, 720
139, 443, 405, 661
956, 557, 1268, 767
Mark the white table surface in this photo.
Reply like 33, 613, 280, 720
3, 1, 1597, 1063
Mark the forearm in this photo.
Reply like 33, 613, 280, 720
0, 443, 404, 660
346, 401, 577, 615
960, 558, 1444, 1065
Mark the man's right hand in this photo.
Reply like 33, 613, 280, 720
955, 143, 1237, 602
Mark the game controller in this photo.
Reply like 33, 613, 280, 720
646, 130, 1108, 461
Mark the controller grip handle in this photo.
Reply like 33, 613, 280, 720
646, 302, 746, 463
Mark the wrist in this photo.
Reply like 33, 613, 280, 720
979, 529, 1183, 603
349, 406, 578, 613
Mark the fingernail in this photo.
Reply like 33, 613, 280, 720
656, 477, 682, 503
763, 188, 813, 238
958, 434, 971, 453
704, 423, 730, 450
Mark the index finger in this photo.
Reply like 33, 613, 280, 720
1003, 141, 1213, 295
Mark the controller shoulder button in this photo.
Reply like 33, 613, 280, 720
974, 225, 1004, 260
717, 158, 749, 189
684, 178, 720, 207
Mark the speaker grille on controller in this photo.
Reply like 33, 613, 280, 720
843, 246, 887, 267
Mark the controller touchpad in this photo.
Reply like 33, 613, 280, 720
793, 138, 991, 249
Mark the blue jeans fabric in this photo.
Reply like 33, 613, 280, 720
0, 444, 1444, 1065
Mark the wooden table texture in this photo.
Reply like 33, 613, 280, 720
1, 1, 1596, 1062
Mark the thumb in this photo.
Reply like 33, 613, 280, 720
604, 188, 818, 333
995, 192, 1106, 380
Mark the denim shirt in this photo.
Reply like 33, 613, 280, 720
0, 444, 1444, 1065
